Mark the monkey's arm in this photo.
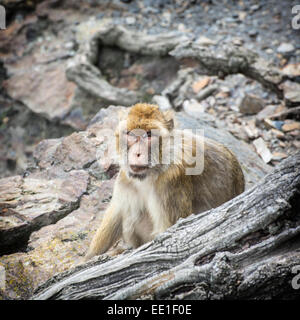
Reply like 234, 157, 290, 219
152, 167, 193, 238
85, 204, 122, 261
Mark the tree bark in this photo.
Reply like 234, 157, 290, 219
33, 152, 300, 300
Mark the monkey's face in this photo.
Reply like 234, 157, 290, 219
116, 103, 174, 180
119, 128, 163, 180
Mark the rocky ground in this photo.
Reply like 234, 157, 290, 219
0, 0, 299, 299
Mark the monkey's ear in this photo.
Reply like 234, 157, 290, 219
163, 110, 174, 131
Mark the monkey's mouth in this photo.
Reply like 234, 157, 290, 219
129, 165, 149, 173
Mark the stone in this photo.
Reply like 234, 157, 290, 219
270, 128, 285, 139
125, 16, 136, 25
263, 119, 284, 131
229, 124, 250, 142
238, 11, 247, 21
277, 43, 295, 54
28, 179, 115, 251
265, 48, 273, 54
232, 38, 244, 46
289, 130, 300, 137
34, 132, 100, 172
0, 170, 89, 254
243, 119, 259, 139
253, 137, 272, 163
256, 105, 281, 121
281, 63, 300, 77
250, 4, 261, 12
239, 94, 265, 115
3, 62, 76, 121
280, 81, 300, 105
152, 95, 172, 110
248, 29, 258, 37
293, 141, 300, 149
281, 121, 300, 132
192, 77, 211, 94
272, 152, 288, 161
177, 23, 187, 32
183, 99, 207, 117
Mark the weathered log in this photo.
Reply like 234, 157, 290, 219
33, 152, 300, 300
66, 23, 189, 106
169, 41, 285, 99
67, 23, 298, 107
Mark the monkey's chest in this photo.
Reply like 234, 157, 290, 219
122, 204, 154, 246
132, 209, 153, 242
121, 182, 159, 244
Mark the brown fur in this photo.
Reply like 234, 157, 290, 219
126, 103, 173, 131
85, 103, 245, 260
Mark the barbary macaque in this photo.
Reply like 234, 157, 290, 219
85, 103, 244, 260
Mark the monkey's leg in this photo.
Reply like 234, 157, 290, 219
85, 206, 122, 261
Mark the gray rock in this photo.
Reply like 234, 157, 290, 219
253, 137, 272, 164
125, 16, 136, 25
256, 104, 280, 121
248, 29, 258, 37
250, 4, 261, 12
277, 43, 295, 54
280, 80, 300, 105
152, 95, 172, 110
3, 61, 76, 121
239, 94, 265, 115
0, 170, 89, 254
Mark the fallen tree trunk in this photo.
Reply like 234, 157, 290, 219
66, 23, 298, 107
33, 152, 300, 300
169, 41, 297, 103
